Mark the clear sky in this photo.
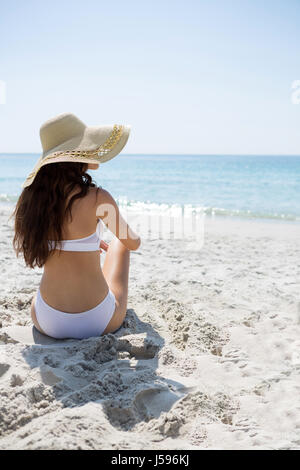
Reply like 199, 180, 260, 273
0, 0, 300, 155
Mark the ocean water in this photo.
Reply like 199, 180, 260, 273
0, 153, 300, 223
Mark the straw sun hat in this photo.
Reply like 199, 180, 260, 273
23, 112, 131, 188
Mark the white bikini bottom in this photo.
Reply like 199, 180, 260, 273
35, 288, 116, 339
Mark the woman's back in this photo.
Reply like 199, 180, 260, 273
14, 112, 139, 339
41, 185, 109, 313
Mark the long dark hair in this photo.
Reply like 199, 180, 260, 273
13, 162, 97, 268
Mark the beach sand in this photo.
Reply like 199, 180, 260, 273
0, 205, 299, 450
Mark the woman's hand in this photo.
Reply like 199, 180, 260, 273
100, 240, 109, 252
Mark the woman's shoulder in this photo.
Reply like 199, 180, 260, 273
93, 186, 117, 206
92, 187, 120, 221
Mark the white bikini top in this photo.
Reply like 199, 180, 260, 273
48, 219, 103, 252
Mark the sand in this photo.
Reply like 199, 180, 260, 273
0, 205, 299, 450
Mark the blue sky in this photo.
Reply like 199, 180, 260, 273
0, 0, 300, 154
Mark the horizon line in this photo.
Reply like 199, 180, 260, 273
0, 152, 300, 158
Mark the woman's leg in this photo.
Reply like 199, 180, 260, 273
102, 237, 130, 334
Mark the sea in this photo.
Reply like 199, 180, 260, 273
0, 153, 299, 223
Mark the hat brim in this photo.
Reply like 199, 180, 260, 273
22, 124, 131, 188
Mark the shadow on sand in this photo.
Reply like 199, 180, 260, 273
8, 309, 191, 432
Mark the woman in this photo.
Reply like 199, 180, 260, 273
12, 112, 141, 340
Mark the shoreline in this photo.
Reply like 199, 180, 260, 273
2, 201, 300, 230
1, 197, 300, 227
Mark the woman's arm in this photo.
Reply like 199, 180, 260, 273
95, 188, 141, 251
